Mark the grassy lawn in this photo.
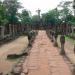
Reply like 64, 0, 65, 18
65, 36, 75, 45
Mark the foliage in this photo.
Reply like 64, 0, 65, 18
58, 1, 72, 22
0, 1, 8, 25
3, 0, 22, 24
31, 15, 40, 25
67, 15, 75, 25
20, 9, 31, 25
0, 0, 32, 26
0, 0, 75, 27
42, 8, 60, 26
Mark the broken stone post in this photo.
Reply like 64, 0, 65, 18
51, 31, 54, 42
9, 24, 12, 37
28, 32, 32, 47
54, 32, 58, 47
60, 35, 65, 55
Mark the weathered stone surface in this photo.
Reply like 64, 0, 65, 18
11, 66, 22, 75
21, 73, 25, 75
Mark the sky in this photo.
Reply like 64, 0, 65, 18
19, 0, 73, 15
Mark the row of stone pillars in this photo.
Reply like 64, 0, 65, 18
50, 30, 65, 55
0, 24, 26, 41
49, 30, 75, 75
0, 25, 12, 39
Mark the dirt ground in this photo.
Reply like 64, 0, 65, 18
0, 36, 28, 74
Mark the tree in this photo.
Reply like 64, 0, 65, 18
20, 9, 31, 25
3, 0, 22, 24
58, 1, 72, 22
0, 0, 8, 25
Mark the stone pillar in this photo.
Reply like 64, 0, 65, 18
72, 27, 74, 34
51, 31, 54, 42
60, 35, 65, 55
54, 32, 58, 47
50, 30, 52, 39
9, 24, 12, 36
1, 26, 5, 39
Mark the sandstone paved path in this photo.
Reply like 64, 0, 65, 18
22, 30, 72, 75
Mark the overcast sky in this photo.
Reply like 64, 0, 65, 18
19, 0, 73, 15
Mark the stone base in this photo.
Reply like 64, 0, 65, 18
54, 42, 58, 47
51, 39, 54, 42
60, 50, 65, 55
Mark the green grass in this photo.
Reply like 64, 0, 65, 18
65, 36, 75, 44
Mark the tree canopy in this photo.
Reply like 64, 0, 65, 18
20, 9, 31, 25
0, 0, 75, 27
